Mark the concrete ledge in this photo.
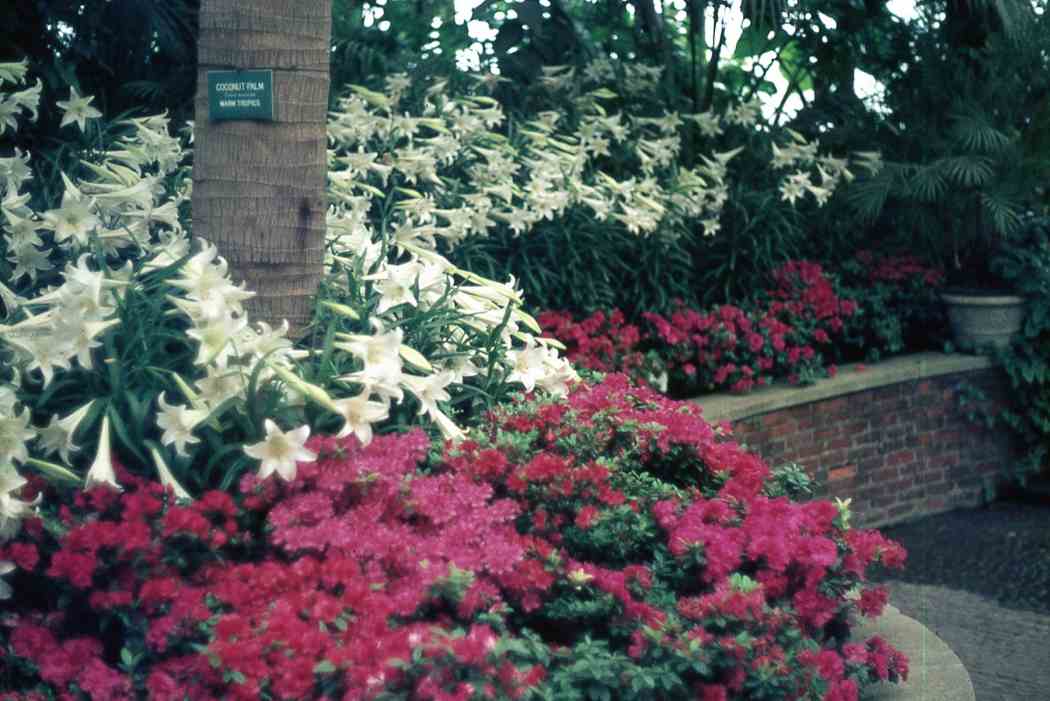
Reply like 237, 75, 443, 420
692, 353, 993, 424
854, 603, 975, 701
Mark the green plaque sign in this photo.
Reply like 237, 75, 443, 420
207, 70, 274, 122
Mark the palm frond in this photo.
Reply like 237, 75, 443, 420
907, 163, 951, 202
123, 80, 166, 101
846, 168, 896, 222
985, 0, 1034, 36
936, 155, 996, 187
951, 0, 1035, 37
739, 0, 785, 29
949, 110, 1012, 153
149, 0, 197, 57
980, 190, 1023, 235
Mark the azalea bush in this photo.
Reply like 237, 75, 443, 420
0, 375, 907, 700
647, 260, 857, 396
833, 252, 946, 363
540, 253, 946, 397
535, 309, 667, 390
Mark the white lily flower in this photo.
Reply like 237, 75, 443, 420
34, 401, 93, 463
332, 391, 389, 445
42, 188, 99, 246
6, 241, 53, 281
770, 141, 798, 170
429, 407, 466, 444
442, 353, 481, 384
0, 150, 33, 193
725, 98, 761, 127
148, 446, 192, 501
0, 388, 15, 417
0, 468, 37, 539
56, 87, 103, 132
238, 320, 292, 362
156, 393, 209, 457
0, 407, 35, 467
140, 234, 191, 273
780, 172, 810, 206
336, 326, 405, 391
85, 416, 121, 491
0, 561, 14, 599
339, 371, 405, 404
806, 182, 834, 207
374, 261, 421, 315
536, 352, 579, 397
0, 60, 29, 86
172, 244, 254, 318
401, 371, 454, 419
8, 78, 39, 119
67, 319, 119, 370
186, 314, 248, 367
195, 368, 245, 407
22, 335, 74, 387
2, 190, 32, 218
0, 281, 25, 317
506, 340, 549, 393
0, 98, 19, 134
127, 199, 181, 230
243, 419, 316, 482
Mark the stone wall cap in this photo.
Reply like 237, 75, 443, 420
692, 352, 993, 424
853, 603, 975, 701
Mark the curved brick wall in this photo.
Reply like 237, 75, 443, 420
694, 354, 1015, 528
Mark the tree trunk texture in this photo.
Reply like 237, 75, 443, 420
193, 0, 331, 332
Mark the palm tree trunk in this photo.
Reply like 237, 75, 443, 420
193, 0, 331, 332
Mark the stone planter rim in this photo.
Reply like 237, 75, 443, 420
940, 290, 1024, 306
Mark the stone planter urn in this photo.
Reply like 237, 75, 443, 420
940, 290, 1025, 353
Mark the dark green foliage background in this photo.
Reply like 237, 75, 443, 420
4, 0, 1049, 313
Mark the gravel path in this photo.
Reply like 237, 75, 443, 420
871, 501, 1050, 700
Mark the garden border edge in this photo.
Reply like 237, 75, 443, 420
691, 353, 992, 424
854, 604, 975, 701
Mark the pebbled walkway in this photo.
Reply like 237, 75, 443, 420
882, 581, 1050, 701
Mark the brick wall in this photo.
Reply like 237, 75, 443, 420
725, 368, 1014, 528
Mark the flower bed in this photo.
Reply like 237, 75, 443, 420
540, 254, 945, 397
0, 61, 915, 701
0, 376, 907, 700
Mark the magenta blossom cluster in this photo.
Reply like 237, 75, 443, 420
644, 260, 856, 394
536, 309, 647, 376
852, 251, 944, 287
540, 254, 944, 396
0, 376, 906, 700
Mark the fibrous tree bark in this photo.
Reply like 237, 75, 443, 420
193, 0, 331, 332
